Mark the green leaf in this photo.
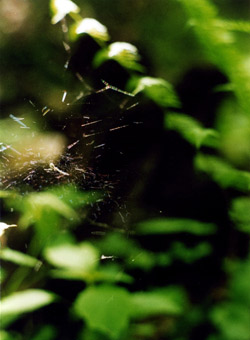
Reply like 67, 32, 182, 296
31, 325, 57, 340
195, 154, 250, 191
165, 112, 219, 148
230, 197, 250, 233
50, 0, 80, 24
136, 218, 216, 235
215, 19, 250, 34
44, 242, 99, 271
211, 303, 250, 340
70, 18, 110, 42
130, 286, 187, 319
179, 0, 250, 115
93, 42, 144, 71
170, 242, 212, 263
128, 77, 180, 108
18, 191, 78, 228
0, 289, 56, 326
0, 331, 15, 340
0, 248, 42, 268
74, 285, 131, 339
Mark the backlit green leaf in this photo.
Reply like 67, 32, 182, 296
130, 286, 187, 319
165, 112, 219, 148
0, 289, 56, 326
128, 77, 180, 108
70, 18, 110, 42
0, 248, 42, 268
195, 154, 250, 191
50, 0, 80, 24
93, 42, 143, 71
230, 197, 250, 233
74, 285, 131, 339
44, 242, 99, 272
136, 218, 216, 235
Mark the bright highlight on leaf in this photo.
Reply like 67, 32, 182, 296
165, 112, 219, 148
136, 218, 216, 235
93, 42, 143, 71
129, 77, 180, 108
0, 223, 17, 237
44, 242, 99, 271
51, 0, 80, 24
72, 18, 110, 42
0, 248, 42, 268
0, 289, 56, 323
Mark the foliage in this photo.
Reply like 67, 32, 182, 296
0, 0, 250, 339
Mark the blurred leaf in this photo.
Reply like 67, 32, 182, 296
51, 264, 133, 284
44, 242, 99, 271
130, 286, 187, 319
165, 112, 219, 148
195, 154, 250, 191
70, 18, 110, 42
179, 0, 250, 115
0, 248, 42, 268
95, 233, 155, 270
17, 191, 78, 228
0, 331, 16, 340
93, 42, 144, 71
215, 100, 250, 167
128, 77, 180, 108
0, 223, 17, 237
50, 0, 80, 24
0, 289, 56, 326
49, 185, 100, 209
211, 303, 250, 340
74, 285, 131, 339
136, 218, 216, 235
31, 325, 57, 340
215, 19, 250, 33
228, 259, 250, 306
170, 242, 212, 263
230, 197, 250, 233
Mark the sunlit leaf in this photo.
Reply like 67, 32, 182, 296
74, 285, 131, 339
0, 289, 56, 326
44, 242, 99, 271
215, 19, 250, 34
128, 77, 180, 108
0, 248, 42, 268
50, 0, 80, 24
195, 154, 250, 191
130, 286, 187, 319
0, 223, 17, 237
165, 112, 219, 148
70, 18, 110, 42
93, 42, 144, 71
50, 265, 133, 284
136, 218, 216, 235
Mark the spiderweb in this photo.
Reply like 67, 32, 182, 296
0, 21, 141, 230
